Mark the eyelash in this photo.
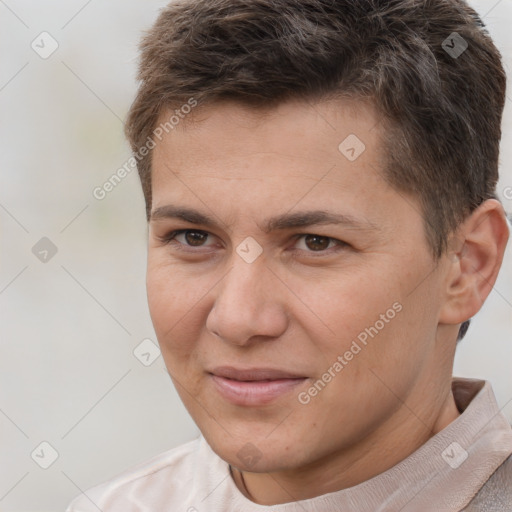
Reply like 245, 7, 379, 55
160, 229, 348, 256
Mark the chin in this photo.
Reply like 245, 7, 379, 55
201, 424, 308, 473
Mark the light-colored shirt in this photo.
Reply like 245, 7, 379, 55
66, 378, 512, 511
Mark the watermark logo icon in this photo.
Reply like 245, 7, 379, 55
338, 134, 366, 162
31, 441, 59, 469
441, 441, 468, 469
442, 32, 468, 59
32, 237, 58, 263
133, 338, 161, 367
237, 442, 263, 469
31, 32, 59, 59
236, 237, 263, 264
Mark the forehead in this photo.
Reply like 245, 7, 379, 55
151, 98, 385, 186
149, 98, 429, 255
149, 98, 400, 223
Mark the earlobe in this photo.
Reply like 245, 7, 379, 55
439, 199, 509, 326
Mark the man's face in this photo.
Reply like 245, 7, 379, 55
147, 99, 452, 474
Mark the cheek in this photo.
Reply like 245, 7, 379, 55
319, 271, 439, 397
304, 263, 431, 394
307, 269, 403, 348
146, 258, 214, 357
147, 256, 197, 323
146, 265, 180, 332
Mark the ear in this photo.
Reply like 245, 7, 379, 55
439, 199, 509, 326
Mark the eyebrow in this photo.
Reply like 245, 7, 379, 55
150, 205, 380, 233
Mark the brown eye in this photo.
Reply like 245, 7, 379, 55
163, 229, 214, 249
184, 230, 208, 246
304, 234, 331, 251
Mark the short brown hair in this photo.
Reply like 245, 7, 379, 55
125, 0, 507, 338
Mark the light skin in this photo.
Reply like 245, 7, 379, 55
146, 98, 509, 505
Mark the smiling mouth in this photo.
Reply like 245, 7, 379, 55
209, 367, 308, 406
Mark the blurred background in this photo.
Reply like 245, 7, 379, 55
0, 1, 511, 510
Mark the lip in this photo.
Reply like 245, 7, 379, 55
209, 366, 308, 406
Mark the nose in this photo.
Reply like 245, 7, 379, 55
205, 255, 288, 346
